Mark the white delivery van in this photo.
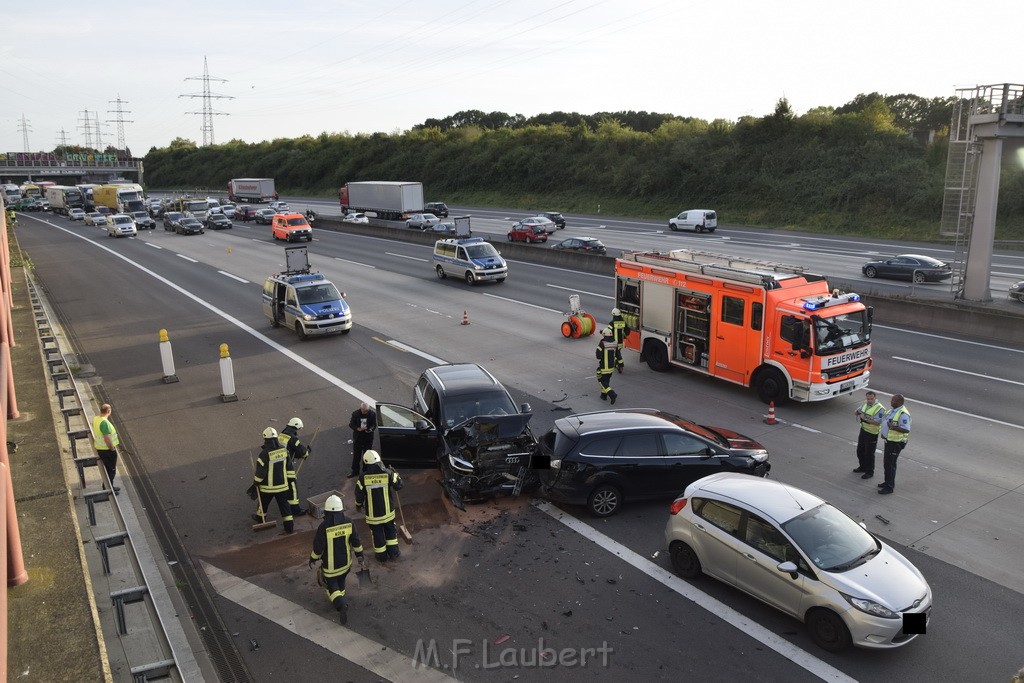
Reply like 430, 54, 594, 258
668, 209, 718, 233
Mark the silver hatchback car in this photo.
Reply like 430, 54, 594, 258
665, 473, 931, 651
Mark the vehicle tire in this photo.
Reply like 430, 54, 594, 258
436, 265, 447, 280
864, 266, 877, 278
707, 228, 715, 233
587, 484, 622, 518
669, 222, 677, 231
295, 322, 308, 341
507, 233, 513, 241
669, 541, 702, 579
755, 368, 787, 405
200, 229, 205, 234
307, 236, 312, 242
697, 225, 705, 233
644, 340, 671, 372
465, 272, 475, 286
496, 278, 505, 283
806, 609, 852, 652
913, 271, 926, 284
341, 329, 351, 334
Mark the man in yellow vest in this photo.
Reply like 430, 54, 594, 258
852, 391, 885, 479
354, 450, 403, 562
91, 403, 121, 493
878, 395, 911, 495
309, 494, 364, 625
595, 327, 618, 404
252, 427, 295, 533
610, 308, 626, 373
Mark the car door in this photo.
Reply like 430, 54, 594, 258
375, 403, 440, 468
661, 432, 722, 493
731, 513, 810, 618
610, 432, 666, 498
688, 498, 742, 584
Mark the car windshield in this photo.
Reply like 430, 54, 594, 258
132, 212, 147, 219
286, 217, 309, 226
813, 311, 870, 354
782, 503, 878, 572
168, 212, 183, 220
442, 393, 518, 427
465, 243, 499, 259
184, 201, 207, 213
181, 219, 200, 225
296, 283, 342, 305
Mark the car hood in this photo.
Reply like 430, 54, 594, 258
821, 543, 929, 609
299, 300, 349, 318
446, 414, 536, 464
699, 424, 767, 455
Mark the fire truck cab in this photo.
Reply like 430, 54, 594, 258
615, 249, 872, 403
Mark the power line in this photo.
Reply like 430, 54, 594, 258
55, 128, 70, 148
78, 109, 94, 149
17, 114, 32, 152
180, 56, 233, 146
107, 95, 133, 151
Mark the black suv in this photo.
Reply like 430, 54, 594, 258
539, 211, 566, 229
375, 363, 537, 508
424, 202, 449, 218
538, 409, 770, 517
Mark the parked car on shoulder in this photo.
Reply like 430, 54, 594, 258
132, 211, 156, 230
1010, 281, 1024, 302
163, 211, 186, 231
424, 202, 449, 218
538, 408, 770, 517
507, 222, 548, 243
407, 213, 441, 230
206, 213, 233, 230
106, 214, 137, 238
669, 209, 717, 233
666, 473, 931, 652
515, 216, 557, 235
68, 208, 86, 221
861, 255, 952, 283
341, 212, 369, 224
427, 221, 457, 236
84, 212, 107, 227
176, 217, 205, 235
551, 236, 606, 254
539, 211, 566, 229
254, 208, 277, 224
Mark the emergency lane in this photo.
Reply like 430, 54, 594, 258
15, 214, 1024, 682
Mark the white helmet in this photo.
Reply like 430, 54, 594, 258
602, 326, 613, 336
288, 417, 304, 429
362, 449, 382, 465
262, 427, 278, 439
324, 494, 343, 512
611, 308, 621, 316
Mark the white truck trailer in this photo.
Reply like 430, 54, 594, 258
338, 181, 424, 221
227, 178, 276, 203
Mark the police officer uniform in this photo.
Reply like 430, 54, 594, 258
853, 395, 885, 478
279, 417, 311, 516
253, 428, 295, 532
610, 308, 626, 372
596, 327, 618, 404
354, 450, 403, 562
309, 494, 364, 625
879, 397, 911, 494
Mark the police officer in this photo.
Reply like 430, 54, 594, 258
596, 327, 618, 405
279, 417, 311, 516
309, 494, 364, 625
852, 391, 885, 478
878, 395, 911, 495
354, 450, 403, 562
610, 308, 626, 373
251, 427, 295, 533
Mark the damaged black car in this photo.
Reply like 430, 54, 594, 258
375, 363, 542, 509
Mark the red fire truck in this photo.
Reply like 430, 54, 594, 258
615, 249, 872, 403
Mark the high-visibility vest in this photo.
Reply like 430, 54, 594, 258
322, 522, 357, 576
359, 472, 396, 523
257, 446, 289, 492
596, 338, 616, 374
858, 402, 885, 435
883, 406, 910, 443
91, 416, 119, 451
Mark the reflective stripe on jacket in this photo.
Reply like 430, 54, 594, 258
356, 470, 399, 524
882, 405, 911, 443
858, 402, 885, 435
91, 416, 119, 451
310, 517, 363, 577
255, 445, 289, 492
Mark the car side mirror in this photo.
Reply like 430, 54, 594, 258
520, 403, 532, 414
777, 561, 799, 579
413, 420, 431, 432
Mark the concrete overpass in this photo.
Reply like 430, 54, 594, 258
0, 152, 144, 184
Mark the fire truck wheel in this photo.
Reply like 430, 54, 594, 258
755, 369, 787, 405
644, 341, 670, 372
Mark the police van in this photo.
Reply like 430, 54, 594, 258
261, 247, 352, 339
432, 237, 507, 285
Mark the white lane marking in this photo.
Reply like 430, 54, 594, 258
791, 423, 821, 433
176, 254, 199, 263
873, 324, 1024, 354
481, 293, 561, 313
40, 222, 377, 406
386, 252, 428, 262
534, 502, 854, 683
546, 283, 613, 299
202, 563, 455, 683
217, 271, 249, 283
145, 242, 163, 250
893, 356, 1024, 386
869, 389, 1024, 430
335, 257, 375, 268
383, 339, 447, 364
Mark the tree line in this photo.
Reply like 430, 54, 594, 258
139, 93, 1023, 240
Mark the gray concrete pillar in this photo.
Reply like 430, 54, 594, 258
962, 136, 1001, 301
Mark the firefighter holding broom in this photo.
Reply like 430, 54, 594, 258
279, 417, 312, 517
309, 494, 364, 625
247, 427, 295, 534
355, 450, 403, 563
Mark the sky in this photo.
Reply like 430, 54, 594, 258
1, 0, 1019, 155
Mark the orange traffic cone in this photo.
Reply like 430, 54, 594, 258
763, 402, 778, 425
461, 310, 470, 326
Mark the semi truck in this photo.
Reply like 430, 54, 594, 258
338, 181, 424, 221
44, 185, 85, 215
2, 184, 20, 205
94, 184, 146, 214
228, 178, 276, 203
614, 249, 872, 404
169, 196, 214, 222
76, 184, 101, 211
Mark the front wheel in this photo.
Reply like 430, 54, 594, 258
755, 368, 787, 405
507, 234, 513, 241
295, 322, 308, 340
864, 266, 877, 278
913, 271, 926, 284
587, 484, 622, 517
436, 265, 447, 280
806, 609, 852, 652
669, 222, 678, 231
464, 272, 475, 286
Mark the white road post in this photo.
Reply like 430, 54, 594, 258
159, 328, 179, 383
219, 343, 237, 402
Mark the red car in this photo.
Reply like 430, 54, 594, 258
235, 206, 260, 221
507, 223, 548, 243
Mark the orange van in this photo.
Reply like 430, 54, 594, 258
271, 213, 313, 242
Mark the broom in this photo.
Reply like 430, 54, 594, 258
394, 486, 413, 544
250, 454, 277, 532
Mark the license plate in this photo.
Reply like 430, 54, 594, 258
840, 381, 854, 392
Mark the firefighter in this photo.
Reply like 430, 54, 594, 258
309, 494, 364, 625
354, 450, 403, 563
279, 417, 311, 517
610, 307, 626, 373
249, 427, 294, 533
596, 326, 618, 404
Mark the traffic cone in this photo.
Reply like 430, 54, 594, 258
764, 402, 778, 425
461, 310, 470, 326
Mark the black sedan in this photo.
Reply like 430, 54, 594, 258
862, 254, 952, 283
206, 213, 233, 230
1010, 281, 1024, 303
176, 217, 205, 235
551, 237, 606, 255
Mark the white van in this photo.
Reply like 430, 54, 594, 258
432, 237, 507, 285
668, 209, 717, 233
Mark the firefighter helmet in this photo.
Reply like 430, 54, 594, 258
288, 417, 304, 429
611, 308, 621, 316
324, 494, 344, 512
262, 427, 278, 439
362, 449, 382, 465
602, 326, 613, 337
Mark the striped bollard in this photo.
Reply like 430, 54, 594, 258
220, 343, 238, 402
159, 329, 179, 383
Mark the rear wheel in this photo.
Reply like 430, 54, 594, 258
755, 368, 787, 404
670, 541, 702, 579
644, 340, 671, 372
806, 609, 852, 652
587, 484, 622, 517
436, 265, 447, 280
